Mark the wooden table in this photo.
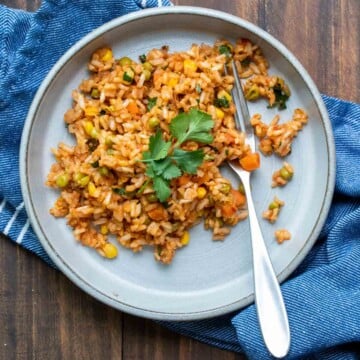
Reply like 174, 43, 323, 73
1, 1, 359, 359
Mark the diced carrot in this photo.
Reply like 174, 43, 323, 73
231, 189, 246, 207
127, 101, 139, 115
239, 152, 260, 171
177, 174, 191, 186
220, 203, 237, 217
148, 206, 168, 221
195, 173, 210, 184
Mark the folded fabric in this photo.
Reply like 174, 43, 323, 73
1, 2, 359, 359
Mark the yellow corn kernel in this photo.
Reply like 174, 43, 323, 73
197, 187, 207, 199
84, 121, 98, 138
180, 231, 190, 245
217, 90, 232, 102
101, 48, 113, 62
117, 160, 129, 166
183, 59, 197, 73
84, 106, 99, 117
101, 243, 118, 259
103, 105, 115, 114
105, 136, 114, 147
100, 225, 109, 235
167, 75, 179, 88
215, 107, 224, 119
88, 181, 97, 197
84, 121, 93, 135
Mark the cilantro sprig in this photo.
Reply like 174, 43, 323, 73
142, 109, 214, 202
170, 108, 214, 146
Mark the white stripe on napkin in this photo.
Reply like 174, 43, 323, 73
0, 198, 6, 213
16, 219, 30, 244
3, 201, 24, 235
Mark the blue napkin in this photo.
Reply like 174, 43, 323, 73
1, 2, 359, 359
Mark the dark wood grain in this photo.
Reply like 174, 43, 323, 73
1, 1, 359, 359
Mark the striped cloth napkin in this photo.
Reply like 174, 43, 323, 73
1, 1, 359, 359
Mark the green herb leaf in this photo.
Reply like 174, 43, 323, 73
147, 97, 157, 111
218, 44, 232, 56
161, 163, 182, 180
153, 176, 171, 203
214, 97, 230, 108
150, 157, 181, 180
139, 54, 147, 63
170, 108, 214, 145
195, 84, 202, 94
240, 57, 251, 67
91, 160, 99, 168
144, 130, 171, 161
141, 109, 214, 202
112, 188, 126, 195
145, 163, 155, 178
272, 84, 290, 110
152, 157, 172, 176
123, 71, 134, 83
171, 148, 204, 174
137, 179, 150, 194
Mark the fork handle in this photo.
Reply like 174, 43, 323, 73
242, 174, 291, 358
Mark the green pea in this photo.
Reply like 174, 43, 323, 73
118, 57, 132, 66
56, 173, 69, 188
268, 201, 279, 210
142, 62, 153, 72
280, 167, 293, 181
105, 136, 114, 147
148, 117, 160, 129
238, 183, 245, 194
220, 183, 231, 194
147, 193, 158, 203
245, 85, 260, 101
99, 167, 109, 176
90, 88, 100, 99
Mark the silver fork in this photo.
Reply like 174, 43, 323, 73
227, 61, 290, 358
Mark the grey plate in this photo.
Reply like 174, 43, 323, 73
20, 6, 335, 321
